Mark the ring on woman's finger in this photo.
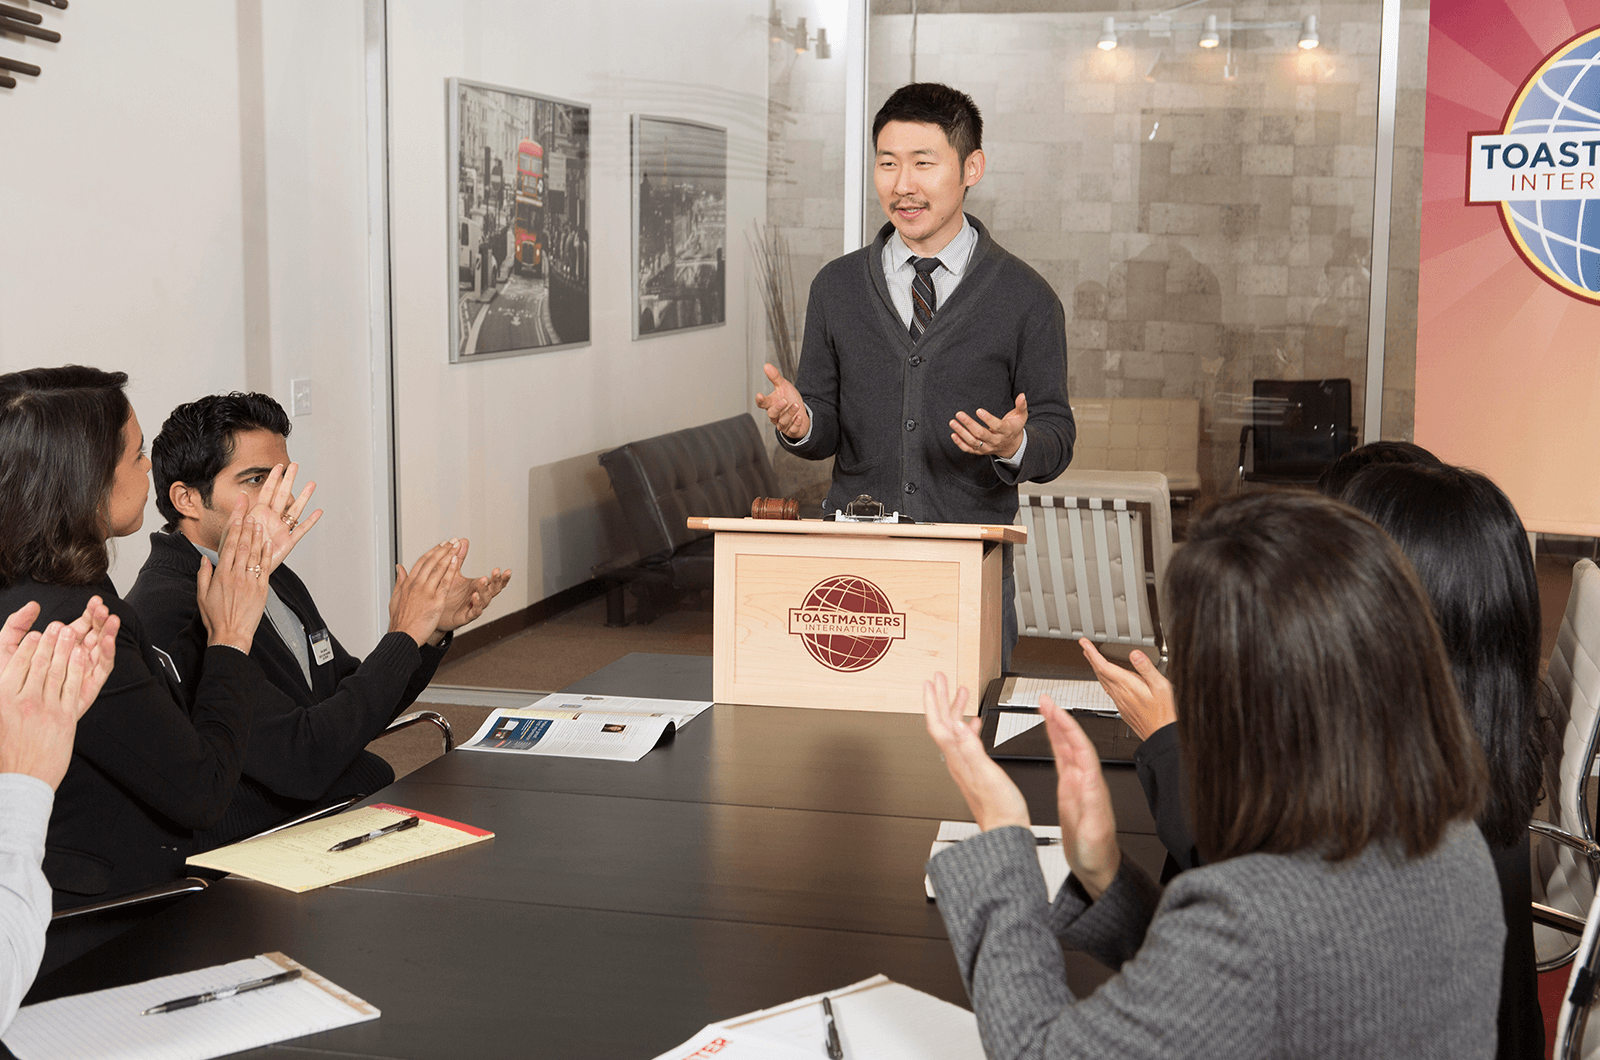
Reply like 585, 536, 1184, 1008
282, 514, 297, 530
247, 565, 263, 576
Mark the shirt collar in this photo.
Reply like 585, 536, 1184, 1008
885, 215, 975, 278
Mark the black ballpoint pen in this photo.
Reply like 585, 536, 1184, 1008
142, 968, 302, 1015
822, 995, 844, 1059
328, 814, 421, 852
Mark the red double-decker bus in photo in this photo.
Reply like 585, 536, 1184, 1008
514, 138, 544, 275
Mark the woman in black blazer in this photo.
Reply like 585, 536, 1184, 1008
0, 366, 302, 913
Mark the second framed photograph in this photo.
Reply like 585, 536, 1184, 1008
449, 77, 591, 362
632, 116, 728, 339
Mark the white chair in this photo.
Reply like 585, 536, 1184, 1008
1533, 559, 1600, 970
1013, 470, 1173, 657
1068, 398, 1201, 497
1554, 888, 1600, 1059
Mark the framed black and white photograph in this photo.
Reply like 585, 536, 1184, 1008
632, 115, 727, 339
448, 78, 590, 362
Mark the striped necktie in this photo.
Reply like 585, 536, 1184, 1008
909, 256, 941, 342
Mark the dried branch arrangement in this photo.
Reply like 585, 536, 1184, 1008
747, 223, 800, 381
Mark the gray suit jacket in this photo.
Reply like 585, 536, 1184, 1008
927, 823, 1504, 1059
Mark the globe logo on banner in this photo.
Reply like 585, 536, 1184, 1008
1467, 28, 1600, 303
787, 575, 907, 672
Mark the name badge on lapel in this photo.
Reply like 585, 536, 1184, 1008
309, 630, 335, 667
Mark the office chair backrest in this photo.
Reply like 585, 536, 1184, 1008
1243, 378, 1354, 483
1536, 559, 1600, 967
1014, 470, 1172, 654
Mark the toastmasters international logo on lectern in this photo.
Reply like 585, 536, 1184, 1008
787, 575, 907, 672
1468, 27, 1600, 304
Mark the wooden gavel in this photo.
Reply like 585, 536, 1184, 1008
750, 497, 799, 520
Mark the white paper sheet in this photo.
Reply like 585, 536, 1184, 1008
926, 821, 1071, 900
995, 712, 1046, 745
4, 953, 377, 1060
998, 677, 1119, 715
652, 975, 983, 1060
648, 1027, 818, 1060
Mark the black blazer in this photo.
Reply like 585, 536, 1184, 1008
0, 577, 259, 908
127, 531, 445, 802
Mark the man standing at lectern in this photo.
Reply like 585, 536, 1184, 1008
756, 82, 1074, 666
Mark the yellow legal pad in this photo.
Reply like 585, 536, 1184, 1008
186, 803, 493, 893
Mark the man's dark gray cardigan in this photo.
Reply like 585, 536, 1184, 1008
784, 216, 1074, 523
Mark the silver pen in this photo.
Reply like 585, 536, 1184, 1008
822, 994, 844, 1059
328, 814, 421, 852
142, 968, 302, 1015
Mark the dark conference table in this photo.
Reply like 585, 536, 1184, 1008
25, 654, 1165, 1059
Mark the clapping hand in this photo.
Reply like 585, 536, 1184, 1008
248, 462, 322, 571
1040, 695, 1122, 898
389, 541, 460, 647
0, 600, 121, 790
197, 496, 272, 653
923, 672, 1030, 832
925, 672, 1123, 900
435, 538, 511, 633
1079, 639, 1176, 741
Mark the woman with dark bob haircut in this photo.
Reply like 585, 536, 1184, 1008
924, 491, 1504, 1059
0, 366, 303, 920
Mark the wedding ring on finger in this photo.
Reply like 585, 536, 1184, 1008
247, 565, 263, 577
282, 514, 297, 530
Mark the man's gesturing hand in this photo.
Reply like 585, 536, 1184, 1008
755, 363, 811, 441
951, 393, 1028, 459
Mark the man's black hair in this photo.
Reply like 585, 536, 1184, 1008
152, 392, 292, 531
872, 82, 983, 162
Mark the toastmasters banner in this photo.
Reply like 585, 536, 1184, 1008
1418, 0, 1600, 535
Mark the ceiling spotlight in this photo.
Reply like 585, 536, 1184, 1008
1200, 14, 1220, 48
1299, 15, 1319, 49
815, 27, 830, 59
1098, 16, 1118, 50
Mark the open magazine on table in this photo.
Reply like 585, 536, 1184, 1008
458, 694, 712, 762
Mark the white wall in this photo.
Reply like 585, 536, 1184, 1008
0, 1, 386, 648
0, 0, 771, 653
386, 0, 770, 609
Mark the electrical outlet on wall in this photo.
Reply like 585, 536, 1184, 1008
291, 378, 313, 417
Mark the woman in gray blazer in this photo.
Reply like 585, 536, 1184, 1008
924, 490, 1505, 1060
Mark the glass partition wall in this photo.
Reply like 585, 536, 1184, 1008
767, 0, 1423, 508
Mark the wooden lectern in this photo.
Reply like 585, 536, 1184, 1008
686, 517, 1027, 713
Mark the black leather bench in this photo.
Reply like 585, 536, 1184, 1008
597, 414, 778, 624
